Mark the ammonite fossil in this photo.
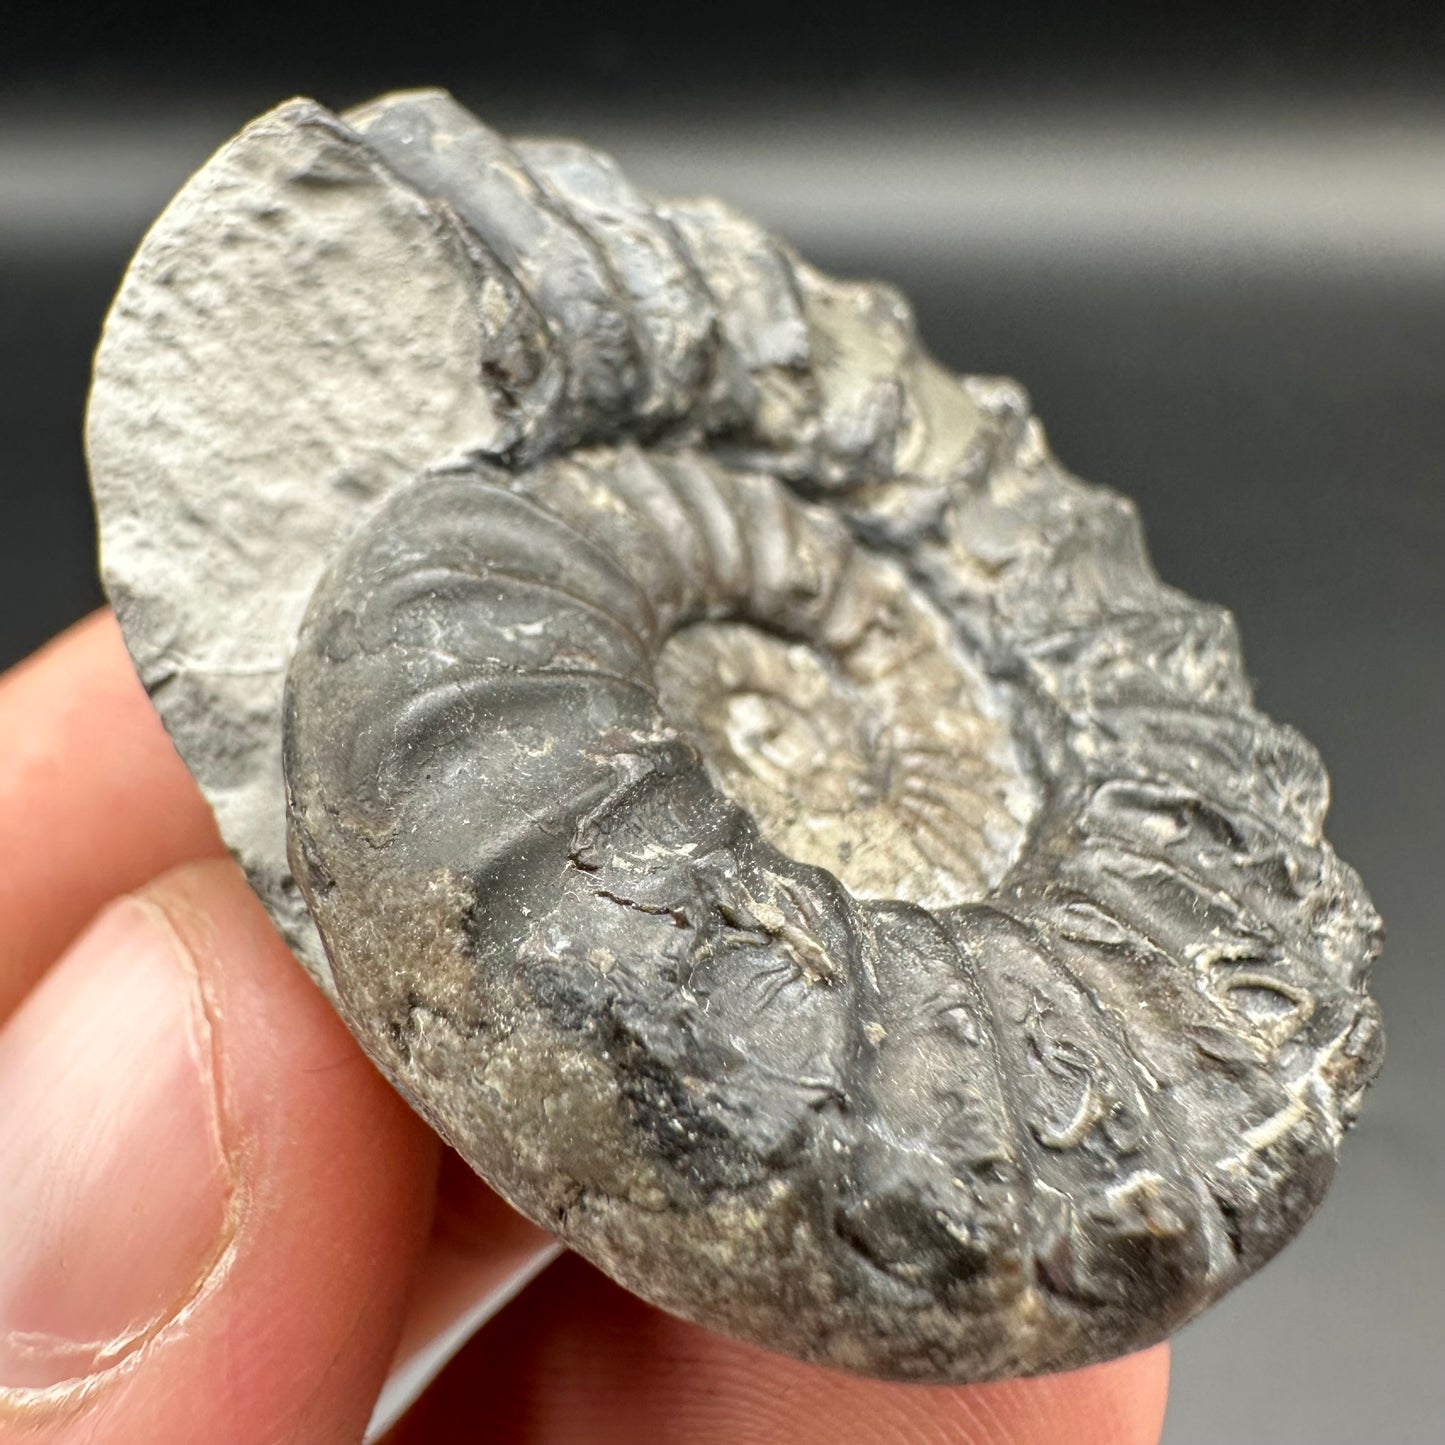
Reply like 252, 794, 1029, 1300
87, 90, 1384, 1382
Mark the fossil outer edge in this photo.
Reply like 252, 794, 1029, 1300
87, 90, 1384, 1382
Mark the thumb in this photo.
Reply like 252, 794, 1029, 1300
0, 861, 439, 1444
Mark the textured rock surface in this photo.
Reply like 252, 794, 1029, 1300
89, 89, 1384, 1382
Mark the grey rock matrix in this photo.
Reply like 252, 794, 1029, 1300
88, 91, 1383, 1382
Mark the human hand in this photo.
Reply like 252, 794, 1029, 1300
0, 612, 1170, 1444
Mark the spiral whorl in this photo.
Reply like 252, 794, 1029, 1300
88, 88, 1383, 1384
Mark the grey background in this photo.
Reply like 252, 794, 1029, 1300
2, 11, 1441, 1438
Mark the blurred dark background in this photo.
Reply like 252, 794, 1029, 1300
3, 5, 1441, 1441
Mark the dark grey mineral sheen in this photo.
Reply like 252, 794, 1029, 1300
87, 88, 1383, 1383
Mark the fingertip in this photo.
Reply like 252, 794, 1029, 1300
0, 860, 440, 1444
974, 1343, 1171, 1445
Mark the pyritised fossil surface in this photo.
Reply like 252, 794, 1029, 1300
88, 91, 1384, 1382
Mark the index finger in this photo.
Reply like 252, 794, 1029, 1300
0, 611, 225, 1022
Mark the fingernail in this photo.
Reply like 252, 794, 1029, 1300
0, 899, 235, 1389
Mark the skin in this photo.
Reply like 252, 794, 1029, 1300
0, 611, 1169, 1445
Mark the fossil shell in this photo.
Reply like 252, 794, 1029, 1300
88, 90, 1384, 1382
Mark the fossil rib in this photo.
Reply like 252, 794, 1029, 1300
88, 89, 1383, 1383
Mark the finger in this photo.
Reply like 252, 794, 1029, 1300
0, 612, 224, 1024
0, 612, 568, 1434
387, 1253, 1170, 1445
0, 859, 439, 1444
366, 1153, 561, 1441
